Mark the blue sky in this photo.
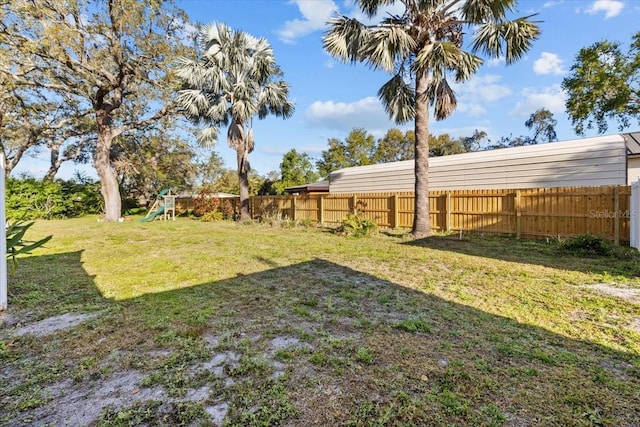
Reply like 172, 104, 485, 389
17, 0, 640, 179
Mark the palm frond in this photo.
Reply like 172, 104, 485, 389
501, 18, 540, 64
453, 50, 483, 81
174, 57, 206, 87
472, 15, 540, 64
246, 127, 254, 153
227, 120, 244, 149
461, 0, 516, 22
361, 26, 415, 72
415, 42, 479, 82
357, 0, 397, 18
257, 81, 294, 119
433, 78, 456, 120
415, 42, 457, 76
202, 22, 231, 61
378, 74, 415, 124
231, 99, 254, 124
196, 126, 219, 147
323, 16, 369, 63
205, 95, 229, 122
176, 89, 210, 116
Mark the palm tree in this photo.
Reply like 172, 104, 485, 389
176, 23, 294, 220
323, 0, 540, 237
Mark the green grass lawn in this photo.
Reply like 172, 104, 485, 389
1, 217, 639, 426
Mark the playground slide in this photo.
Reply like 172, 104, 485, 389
139, 205, 165, 222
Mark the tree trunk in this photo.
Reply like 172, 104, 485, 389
3, 156, 11, 178
94, 111, 122, 221
237, 146, 251, 221
412, 70, 431, 238
44, 146, 61, 181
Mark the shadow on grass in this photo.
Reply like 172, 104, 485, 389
3, 253, 640, 426
5, 251, 104, 321
403, 233, 640, 278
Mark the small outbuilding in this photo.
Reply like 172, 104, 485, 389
284, 180, 329, 195
329, 133, 640, 193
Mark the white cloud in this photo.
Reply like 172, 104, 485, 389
277, 0, 338, 43
543, 0, 564, 8
453, 74, 512, 102
456, 103, 487, 117
585, 0, 624, 18
533, 52, 565, 75
305, 96, 392, 135
510, 85, 566, 116
487, 56, 505, 67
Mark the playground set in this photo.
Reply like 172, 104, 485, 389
140, 189, 176, 222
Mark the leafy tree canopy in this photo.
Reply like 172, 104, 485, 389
374, 129, 415, 163
317, 128, 376, 178
113, 127, 198, 203
562, 31, 640, 135
272, 149, 319, 194
488, 108, 558, 149
0, 0, 192, 220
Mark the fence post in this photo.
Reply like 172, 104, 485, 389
352, 195, 357, 213
291, 196, 297, 221
515, 190, 521, 238
614, 186, 620, 245
446, 191, 452, 232
319, 196, 324, 224
393, 193, 399, 228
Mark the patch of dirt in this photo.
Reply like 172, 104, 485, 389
6, 312, 99, 338
269, 336, 306, 351
193, 349, 241, 381
20, 362, 234, 426
628, 317, 640, 333
600, 359, 634, 381
0, 310, 32, 329
568, 309, 590, 322
582, 284, 640, 304
27, 371, 166, 427
206, 402, 229, 425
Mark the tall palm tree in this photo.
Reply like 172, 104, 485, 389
324, 0, 540, 237
176, 23, 294, 220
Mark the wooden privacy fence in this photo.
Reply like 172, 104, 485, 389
250, 186, 632, 243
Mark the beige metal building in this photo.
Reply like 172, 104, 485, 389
329, 133, 640, 193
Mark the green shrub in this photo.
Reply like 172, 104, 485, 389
6, 177, 102, 220
7, 177, 66, 220
336, 213, 378, 237
560, 234, 611, 257
200, 211, 223, 222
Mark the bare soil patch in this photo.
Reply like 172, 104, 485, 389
583, 283, 640, 304
3, 312, 99, 337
